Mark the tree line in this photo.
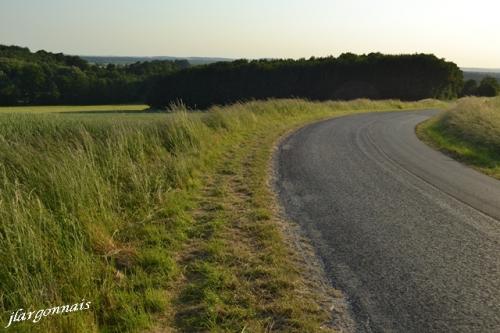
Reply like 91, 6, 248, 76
147, 53, 465, 108
2, 45, 498, 108
0, 45, 189, 105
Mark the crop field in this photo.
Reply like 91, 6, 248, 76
0, 104, 148, 114
0, 99, 448, 332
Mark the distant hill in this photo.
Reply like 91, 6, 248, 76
81, 56, 233, 66
462, 68, 500, 81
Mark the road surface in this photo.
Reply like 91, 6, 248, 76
275, 110, 500, 332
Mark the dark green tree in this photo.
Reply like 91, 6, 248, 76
462, 79, 478, 96
476, 76, 499, 97
0, 44, 190, 105
148, 53, 464, 108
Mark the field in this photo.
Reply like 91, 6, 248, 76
418, 97, 500, 180
0, 99, 448, 332
0, 105, 148, 114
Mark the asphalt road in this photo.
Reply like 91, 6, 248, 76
275, 110, 500, 332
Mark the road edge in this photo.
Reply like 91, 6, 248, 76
268, 123, 357, 333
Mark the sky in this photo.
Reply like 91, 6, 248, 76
1, 0, 499, 68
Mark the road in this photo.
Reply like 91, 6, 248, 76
275, 110, 500, 332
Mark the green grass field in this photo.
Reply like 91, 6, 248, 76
0, 104, 148, 113
0, 99, 448, 332
418, 97, 500, 180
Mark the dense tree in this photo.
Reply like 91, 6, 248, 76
148, 53, 464, 108
476, 76, 499, 97
0, 46, 473, 107
462, 79, 479, 96
0, 45, 189, 106
460, 77, 499, 97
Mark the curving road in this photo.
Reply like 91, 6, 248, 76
275, 110, 500, 332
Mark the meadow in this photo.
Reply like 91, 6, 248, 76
0, 104, 148, 114
418, 96, 500, 179
0, 99, 447, 332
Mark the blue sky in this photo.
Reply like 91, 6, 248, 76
1, 0, 499, 67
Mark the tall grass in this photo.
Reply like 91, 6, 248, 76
438, 97, 500, 151
419, 97, 500, 179
0, 113, 207, 332
0, 99, 447, 332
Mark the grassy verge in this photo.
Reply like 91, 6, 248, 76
0, 99, 447, 332
417, 97, 500, 180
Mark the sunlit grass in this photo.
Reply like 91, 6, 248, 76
0, 98, 448, 332
418, 96, 500, 179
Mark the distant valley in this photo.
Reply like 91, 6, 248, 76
80, 55, 233, 66
462, 68, 500, 81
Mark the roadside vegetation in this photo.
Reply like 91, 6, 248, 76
0, 99, 447, 332
418, 97, 500, 179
